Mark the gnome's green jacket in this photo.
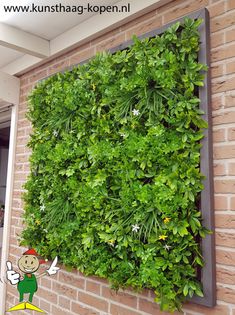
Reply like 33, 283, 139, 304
17, 273, 38, 302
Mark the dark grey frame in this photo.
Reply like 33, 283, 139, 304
41, 8, 216, 307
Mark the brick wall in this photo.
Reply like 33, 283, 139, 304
6, 0, 235, 314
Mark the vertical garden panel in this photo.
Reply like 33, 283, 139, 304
22, 8, 215, 312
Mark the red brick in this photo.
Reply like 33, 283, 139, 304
48, 59, 70, 75
88, 275, 108, 285
226, 28, 235, 43
216, 248, 235, 266
216, 231, 235, 247
20, 84, 34, 96
209, 1, 226, 18
58, 296, 70, 310
86, 280, 101, 295
225, 92, 235, 107
138, 298, 181, 314
156, 0, 185, 15
17, 129, 26, 137
228, 0, 235, 10
78, 291, 108, 312
19, 94, 28, 103
69, 47, 95, 66
212, 43, 235, 63
217, 266, 235, 285
91, 28, 121, 46
231, 196, 235, 210
139, 288, 150, 298
20, 76, 29, 87
163, 0, 208, 24
15, 164, 24, 173
10, 246, 23, 256
184, 302, 230, 315
9, 236, 18, 246
12, 199, 22, 209
18, 111, 27, 120
96, 33, 126, 52
213, 128, 226, 142
6, 293, 16, 305
212, 95, 223, 110
39, 300, 51, 313
126, 17, 162, 40
211, 31, 224, 48
15, 146, 25, 155
228, 128, 235, 141
211, 63, 224, 78
58, 271, 85, 289
217, 285, 235, 304
18, 103, 28, 114
52, 282, 77, 300
211, 11, 235, 32
13, 182, 24, 191
25, 127, 32, 136
214, 195, 228, 210
226, 61, 235, 75
32, 296, 39, 307
6, 283, 17, 296
213, 111, 235, 125
215, 214, 235, 228
214, 145, 235, 159
229, 162, 235, 175
156, 0, 186, 14
110, 304, 142, 315
212, 77, 235, 94
29, 69, 47, 83
13, 190, 23, 199
18, 119, 30, 129
71, 302, 99, 315
51, 306, 69, 315
37, 289, 58, 304
214, 179, 235, 193
102, 287, 137, 309
16, 137, 28, 147
121, 10, 157, 32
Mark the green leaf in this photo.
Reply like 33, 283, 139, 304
183, 284, 189, 296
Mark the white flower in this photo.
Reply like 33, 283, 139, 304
164, 244, 171, 251
120, 133, 126, 138
132, 224, 140, 233
53, 130, 58, 137
132, 109, 140, 116
43, 229, 48, 233
40, 204, 45, 212
108, 240, 115, 247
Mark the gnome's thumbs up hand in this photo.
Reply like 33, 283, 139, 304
6, 261, 20, 285
46, 257, 59, 276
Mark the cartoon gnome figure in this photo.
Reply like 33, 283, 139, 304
6, 249, 59, 305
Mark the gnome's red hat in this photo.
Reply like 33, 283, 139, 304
23, 248, 38, 256
23, 248, 46, 264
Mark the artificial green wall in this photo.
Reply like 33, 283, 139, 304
23, 18, 209, 312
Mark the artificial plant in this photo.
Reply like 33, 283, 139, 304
22, 18, 209, 312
